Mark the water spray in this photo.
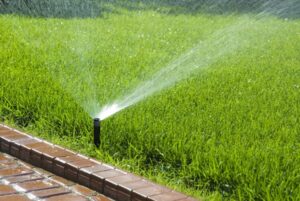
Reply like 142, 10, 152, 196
93, 118, 100, 147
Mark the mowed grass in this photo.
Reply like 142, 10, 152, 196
1, 9, 300, 201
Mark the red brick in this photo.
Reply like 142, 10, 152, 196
69, 159, 96, 168
81, 164, 114, 175
17, 138, 41, 146
90, 170, 125, 194
117, 180, 151, 201
0, 130, 14, 137
30, 144, 54, 167
91, 194, 111, 201
44, 194, 88, 201
0, 134, 29, 153
0, 132, 13, 152
33, 168, 54, 178
19, 146, 31, 162
16, 180, 59, 192
0, 194, 31, 201
29, 187, 71, 199
90, 175, 103, 193
65, 159, 95, 182
0, 184, 17, 196
107, 173, 141, 185
24, 141, 48, 149
1, 133, 29, 141
58, 154, 82, 161
18, 160, 36, 170
42, 148, 75, 172
3, 173, 43, 184
53, 155, 82, 177
46, 147, 75, 158
0, 159, 18, 169
72, 184, 97, 197
104, 174, 141, 200
9, 138, 35, 158
0, 167, 33, 178
95, 169, 126, 180
19, 140, 43, 162
0, 126, 11, 133
50, 175, 75, 186
132, 185, 171, 201
0, 153, 8, 161
52, 159, 66, 177
78, 164, 113, 187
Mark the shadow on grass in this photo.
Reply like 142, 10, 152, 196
112, 0, 300, 19
0, 0, 109, 18
0, 0, 299, 19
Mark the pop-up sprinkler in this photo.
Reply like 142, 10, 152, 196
93, 118, 100, 147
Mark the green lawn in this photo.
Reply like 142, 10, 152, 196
0, 6, 300, 201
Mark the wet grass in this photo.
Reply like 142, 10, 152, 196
0, 10, 300, 200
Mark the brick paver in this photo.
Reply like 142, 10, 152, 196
0, 184, 17, 196
0, 152, 112, 201
0, 194, 31, 201
0, 167, 33, 178
0, 124, 198, 201
28, 187, 70, 199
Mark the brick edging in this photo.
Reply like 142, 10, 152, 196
0, 124, 198, 201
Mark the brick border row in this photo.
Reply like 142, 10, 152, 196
0, 124, 198, 201
0, 152, 111, 200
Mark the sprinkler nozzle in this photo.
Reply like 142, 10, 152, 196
94, 118, 100, 147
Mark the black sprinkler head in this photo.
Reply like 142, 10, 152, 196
94, 118, 100, 147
